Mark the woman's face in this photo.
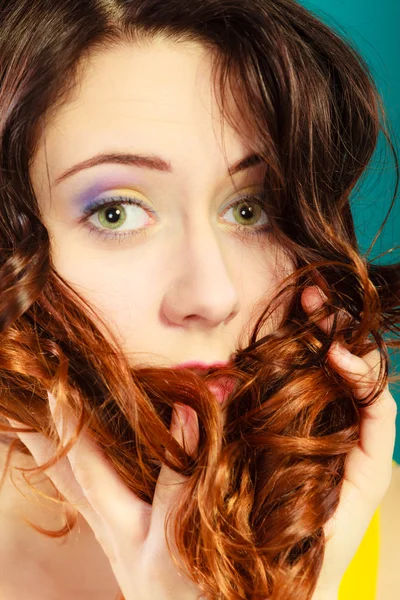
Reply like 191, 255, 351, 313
30, 38, 292, 368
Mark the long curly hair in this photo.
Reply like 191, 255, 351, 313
0, 1, 399, 599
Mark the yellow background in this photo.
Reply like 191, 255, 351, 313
339, 508, 380, 600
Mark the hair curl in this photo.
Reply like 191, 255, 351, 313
0, 1, 399, 599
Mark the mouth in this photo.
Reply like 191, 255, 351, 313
173, 361, 231, 375
206, 377, 236, 404
172, 361, 236, 403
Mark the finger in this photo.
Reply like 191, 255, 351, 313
6, 417, 102, 530
324, 385, 397, 551
47, 392, 147, 538
346, 386, 396, 477
321, 357, 396, 576
350, 349, 396, 465
150, 403, 199, 536
328, 347, 397, 487
327, 343, 380, 400
7, 417, 87, 506
301, 285, 348, 336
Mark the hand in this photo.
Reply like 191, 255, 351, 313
302, 286, 398, 597
7, 285, 397, 600
9, 398, 202, 600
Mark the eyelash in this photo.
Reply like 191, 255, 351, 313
79, 194, 271, 242
80, 196, 157, 242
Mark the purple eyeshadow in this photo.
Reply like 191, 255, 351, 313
75, 175, 141, 210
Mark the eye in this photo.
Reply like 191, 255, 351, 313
222, 196, 269, 229
82, 196, 156, 237
92, 200, 151, 231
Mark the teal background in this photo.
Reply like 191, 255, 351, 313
300, 1, 400, 461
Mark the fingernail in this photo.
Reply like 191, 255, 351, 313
47, 391, 66, 439
174, 403, 190, 427
6, 418, 28, 433
316, 286, 328, 302
331, 341, 351, 356
47, 391, 56, 410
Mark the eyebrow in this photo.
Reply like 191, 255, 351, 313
54, 151, 263, 185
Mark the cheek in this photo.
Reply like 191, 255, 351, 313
239, 243, 293, 302
50, 238, 160, 340
238, 246, 294, 335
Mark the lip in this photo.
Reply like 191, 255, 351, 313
172, 361, 235, 404
173, 361, 231, 372
207, 377, 236, 404
173, 360, 235, 404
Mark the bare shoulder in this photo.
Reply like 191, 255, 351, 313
0, 438, 120, 600
376, 462, 400, 600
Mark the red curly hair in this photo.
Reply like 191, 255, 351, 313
0, 1, 399, 599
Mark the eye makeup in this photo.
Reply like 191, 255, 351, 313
74, 175, 140, 206
68, 169, 270, 243
80, 187, 152, 213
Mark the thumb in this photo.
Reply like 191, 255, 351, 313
147, 404, 199, 545
151, 404, 199, 514
171, 403, 198, 457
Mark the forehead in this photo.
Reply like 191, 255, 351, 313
34, 39, 254, 183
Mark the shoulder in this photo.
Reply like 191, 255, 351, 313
376, 462, 400, 600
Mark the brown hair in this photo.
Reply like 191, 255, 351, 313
0, 1, 399, 599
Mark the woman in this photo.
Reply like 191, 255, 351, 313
0, 0, 398, 599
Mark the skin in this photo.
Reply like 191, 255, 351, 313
30, 38, 292, 366
3, 37, 294, 599
2, 38, 397, 599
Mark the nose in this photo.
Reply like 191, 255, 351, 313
160, 224, 240, 328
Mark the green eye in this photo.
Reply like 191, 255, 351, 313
232, 201, 264, 226
98, 204, 127, 229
